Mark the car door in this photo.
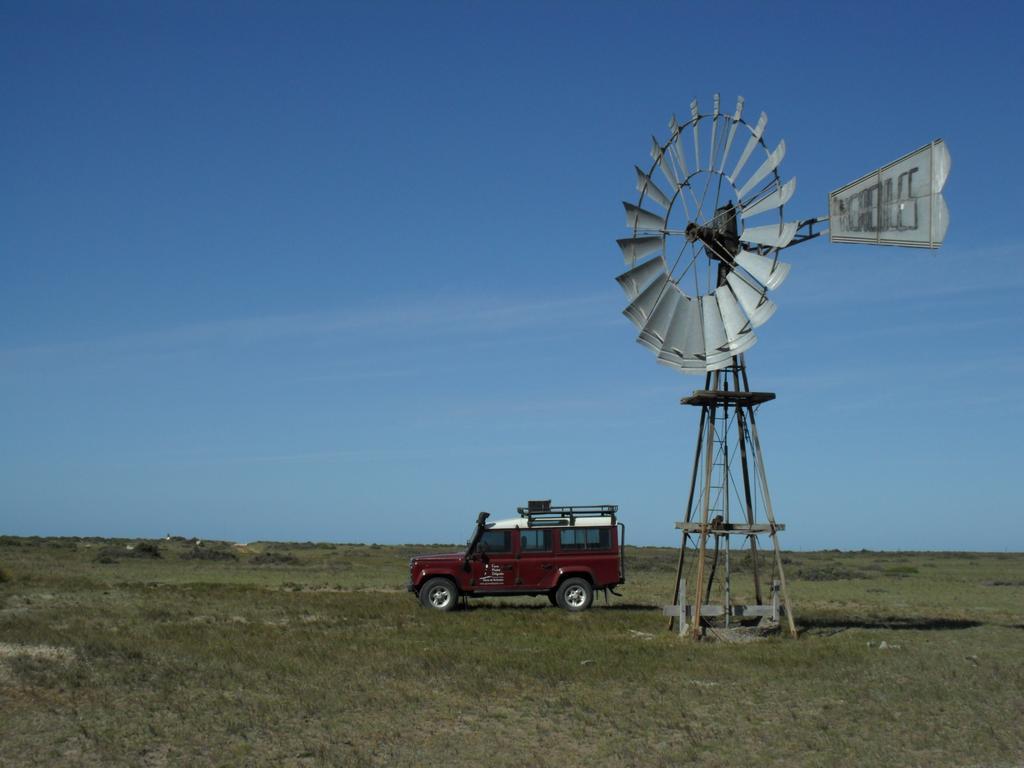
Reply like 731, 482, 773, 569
515, 528, 555, 589
470, 529, 516, 590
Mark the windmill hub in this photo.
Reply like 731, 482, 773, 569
685, 203, 741, 271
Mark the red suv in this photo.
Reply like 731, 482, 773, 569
408, 501, 625, 612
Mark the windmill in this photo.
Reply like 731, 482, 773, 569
615, 94, 950, 640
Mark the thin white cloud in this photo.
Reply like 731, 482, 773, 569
0, 291, 611, 364
783, 242, 1022, 307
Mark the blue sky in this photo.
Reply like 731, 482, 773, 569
2, 1, 1022, 549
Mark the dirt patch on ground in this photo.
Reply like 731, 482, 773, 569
0, 642, 76, 683
0, 642, 75, 662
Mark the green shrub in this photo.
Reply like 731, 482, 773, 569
135, 542, 161, 557
250, 552, 299, 566
794, 565, 867, 581
94, 542, 162, 562
181, 546, 237, 562
883, 565, 919, 576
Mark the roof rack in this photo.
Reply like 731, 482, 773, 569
516, 501, 618, 526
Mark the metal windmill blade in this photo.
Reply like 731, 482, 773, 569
622, 272, 670, 329
725, 272, 776, 328
734, 250, 790, 291
637, 285, 682, 351
616, 257, 665, 300
617, 236, 663, 264
656, 295, 705, 367
740, 221, 799, 250
635, 166, 673, 210
736, 140, 785, 200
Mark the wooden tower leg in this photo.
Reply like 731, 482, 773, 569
668, 372, 712, 631
744, 400, 797, 639
733, 368, 763, 605
690, 370, 720, 640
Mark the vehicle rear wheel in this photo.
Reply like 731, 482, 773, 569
419, 577, 458, 612
556, 577, 592, 612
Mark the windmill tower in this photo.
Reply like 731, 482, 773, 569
615, 94, 950, 640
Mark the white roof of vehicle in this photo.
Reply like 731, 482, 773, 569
487, 516, 615, 529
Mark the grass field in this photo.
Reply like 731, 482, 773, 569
1, 536, 1022, 767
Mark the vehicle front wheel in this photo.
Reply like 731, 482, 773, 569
556, 577, 592, 612
419, 577, 458, 612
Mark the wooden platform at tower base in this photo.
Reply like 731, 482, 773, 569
675, 522, 785, 533
666, 575, 788, 638
680, 389, 776, 407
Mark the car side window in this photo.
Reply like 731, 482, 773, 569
560, 528, 611, 550
560, 529, 584, 550
480, 530, 511, 553
519, 529, 552, 552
